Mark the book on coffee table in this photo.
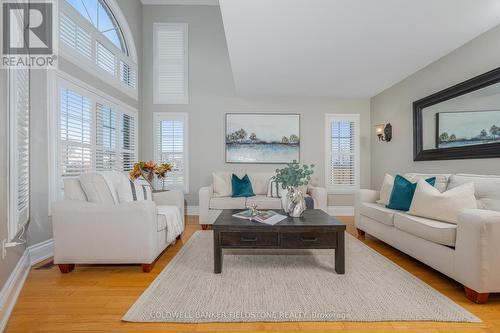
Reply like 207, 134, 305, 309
232, 209, 287, 225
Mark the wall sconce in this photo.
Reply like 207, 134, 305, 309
375, 123, 392, 142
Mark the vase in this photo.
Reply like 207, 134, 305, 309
281, 187, 306, 217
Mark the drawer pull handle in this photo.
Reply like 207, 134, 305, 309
301, 237, 318, 242
241, 237, 258, 242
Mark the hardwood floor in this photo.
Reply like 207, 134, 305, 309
5, 216, 500, 333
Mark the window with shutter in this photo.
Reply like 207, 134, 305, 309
53, 76, 138, 199
59, 0, 138, 96
153, 113, 189, 192
153, 23, 188, 104
8, 67, 30, 240
325, 114, 360, 192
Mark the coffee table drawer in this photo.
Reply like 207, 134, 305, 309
280, 232, 337, 248
220, 232, 278, 247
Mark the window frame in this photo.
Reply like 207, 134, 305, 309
48, 70, 138, 208
324, 113, 361, 194
59, 0, 138, 99
7, 67, 30, 241
153, 23, 189, 105
153, 112, 189, 193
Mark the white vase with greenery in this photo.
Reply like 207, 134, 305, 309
274, 160, 314, 217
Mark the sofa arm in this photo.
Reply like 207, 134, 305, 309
308, 186, 327, 212
454, 209, 500, 293
199, 185, 213, 224
153, 190, 185, 222
354, 189, 380, 228
52, 200, 159, 264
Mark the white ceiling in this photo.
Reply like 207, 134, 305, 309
219, 0, 500, 98
140, 0, 218, 5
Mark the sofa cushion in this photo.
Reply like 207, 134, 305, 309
359, 202, 398, 226
448, 174, 500, 212
210, 197, 247, 209
246, 195, 282, 209
376, 173, 394, 205
404, 173, 451, 193
63, 179, 88, 201
79, 172, 115, 205
247, 172, 275, 195
409, 180, 476, 224
394, 213, 457, 247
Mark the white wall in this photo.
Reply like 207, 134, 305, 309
371, 24, 500, 189
141, 5, 371, 206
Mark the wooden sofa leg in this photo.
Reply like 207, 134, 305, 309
201, 224, 209, 230
176, 234, 182, 240
58, 264, 75, 273
356, 228, 366, 239
464, 286, 489, 304
142, 263, 155, 273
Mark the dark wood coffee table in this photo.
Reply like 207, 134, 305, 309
212, 209, 346, 274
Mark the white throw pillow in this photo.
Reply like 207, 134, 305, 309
408, 179, 476, 224
212, 172, 232, 197
376, 174, 394, 205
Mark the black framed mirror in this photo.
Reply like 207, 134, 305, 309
413, 67, 500, 161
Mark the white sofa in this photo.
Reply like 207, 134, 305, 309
355, 173, 500, 303
52, 171, 185, 273
199, 171, 328, 228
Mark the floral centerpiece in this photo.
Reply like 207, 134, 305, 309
129, 161, 173, 191
273, 160, 314, 217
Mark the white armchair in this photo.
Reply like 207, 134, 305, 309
52, 172, 185, 273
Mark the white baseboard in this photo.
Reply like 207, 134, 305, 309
0, 238, 54, 331
186, 205, 199, 216
0, 251, 30, 332
328, 206, 354, 216
28, 239, 54, 266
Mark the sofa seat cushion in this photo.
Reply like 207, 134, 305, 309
246, 195, 282, 209
359, 202, 398, 226
394, 213, 457, 247
210, 197, 247, 209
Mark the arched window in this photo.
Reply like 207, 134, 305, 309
59, 0, 138, 97
65, 0, 127, 54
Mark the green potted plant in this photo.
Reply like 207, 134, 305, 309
274, 160, 314, 217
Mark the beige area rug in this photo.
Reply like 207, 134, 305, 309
123, 231, 480, 323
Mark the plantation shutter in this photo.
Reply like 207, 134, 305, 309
59, 87, 93, 184
154, 114, 188, 192
59, 12, 92, 59
95, 103, 117, 170
96, 41, 116, 76
9, 67, 30, 239
120, 61, 136, 88
327, 115, 360, 190
154, 24, 188, 104
120, 113, 136, 171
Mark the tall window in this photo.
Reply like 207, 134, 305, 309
154, 113, 189, 192
8, 67, 30, 240
153, 23, 188, 104
59, 0, 137, 95
55, 77, 137, 197
325, 114, 360, 192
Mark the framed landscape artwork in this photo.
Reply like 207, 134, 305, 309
436, 110, 500, 148
225, 113, 300, 164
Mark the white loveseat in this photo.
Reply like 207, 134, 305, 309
52, 171, 185, 273
199, 171, 328, 228
355, 173, 500, 303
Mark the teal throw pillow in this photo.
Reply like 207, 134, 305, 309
386, 175, 436, 211
231, 174, 255, 198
